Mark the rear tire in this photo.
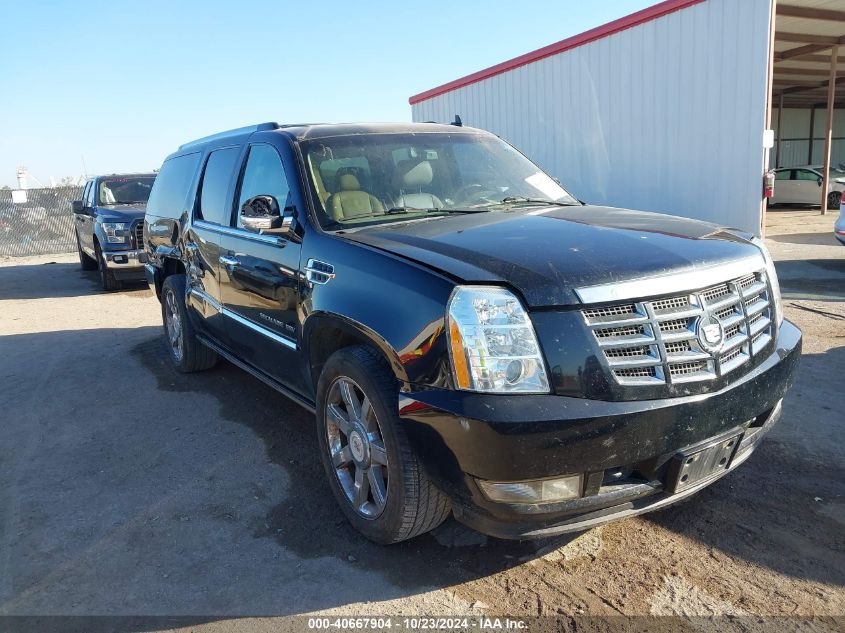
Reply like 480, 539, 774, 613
828, 191, 842, 210
316, 345, 451, 544
160, 274, 218, 373
77, 233, 97, 270
95, 243, 121, 291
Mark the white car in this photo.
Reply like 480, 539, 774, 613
771, 166, 845, 208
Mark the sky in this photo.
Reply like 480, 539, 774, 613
0, 0, 655, 188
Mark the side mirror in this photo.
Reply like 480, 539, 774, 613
72, 200, 85, 214
818, 176, 824, 186
240, 195, 294, 236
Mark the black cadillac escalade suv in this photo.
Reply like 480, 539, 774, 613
143, 122, 801, 543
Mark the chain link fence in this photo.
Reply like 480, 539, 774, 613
0, 186, 82, 257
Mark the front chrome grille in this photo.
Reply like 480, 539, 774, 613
583, 304, 638, 320
582, 270, 774, 386
134, 222, 144, 248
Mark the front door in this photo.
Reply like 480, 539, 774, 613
218, 143, 305, 393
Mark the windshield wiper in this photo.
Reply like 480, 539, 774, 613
386, 206, 489, 215
499, 196, 581, 207
113, 200, 146, 205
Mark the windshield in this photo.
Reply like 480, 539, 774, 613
300, 132, 578, 230
98, 175, 156, 205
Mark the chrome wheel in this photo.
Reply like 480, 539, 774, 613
324, 376, 389, 518
164, 288, 184, 362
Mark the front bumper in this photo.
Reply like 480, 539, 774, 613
101, 248, 147, 268
398, 319, 802, 539
101, 249, 147, 280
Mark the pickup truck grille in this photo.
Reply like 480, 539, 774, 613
582, 271, 773, 386
134, 222, 144, 249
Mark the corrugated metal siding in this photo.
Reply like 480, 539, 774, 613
771, 107, 845, 168
412, 0, 772, 235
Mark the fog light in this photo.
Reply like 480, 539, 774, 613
477, 474, 583, 504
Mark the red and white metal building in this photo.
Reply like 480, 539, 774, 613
410, 0, 845, 236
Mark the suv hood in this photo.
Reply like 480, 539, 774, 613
342, 205, 763, 307
97, 203, 146, 222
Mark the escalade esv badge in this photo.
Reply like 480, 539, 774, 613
697, 315, 725, 353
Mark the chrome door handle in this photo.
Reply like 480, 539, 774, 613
219, 255, 240, 266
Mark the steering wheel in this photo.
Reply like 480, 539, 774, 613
453, 183, 499, 205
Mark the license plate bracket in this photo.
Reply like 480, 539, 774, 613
666, 432, 743, 494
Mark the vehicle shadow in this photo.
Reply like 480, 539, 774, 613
3, 326, 841, 621
129, 335, 573, 588
0, 261, 150, 300
774, 258, 845, 302
767, 232, 841, 246
0, 327, 574, 620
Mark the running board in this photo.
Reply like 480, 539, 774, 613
197, 334, 316, 414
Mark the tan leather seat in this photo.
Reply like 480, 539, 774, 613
393, 160, 443, 209
327, 173, 385, 221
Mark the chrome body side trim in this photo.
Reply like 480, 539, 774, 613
575, 255, 765, 304
187, 288, 296, 350
223, 309, 298, 350
193, 219, 286, 247
188, 287, 222, 311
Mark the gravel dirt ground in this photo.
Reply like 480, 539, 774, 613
0, 209, 842, 631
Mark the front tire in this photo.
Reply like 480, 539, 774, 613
316, 345, 451, 544
77, 232, 97, 270
828, 191, 842, 210
95, 243, 121, 291
160, 274, 218, 373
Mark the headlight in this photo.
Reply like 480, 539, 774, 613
752, 237, 783, 326
446, 286, 550, 393
101, 222, 129, 244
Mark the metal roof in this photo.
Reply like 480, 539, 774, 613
774, 0, 845, 108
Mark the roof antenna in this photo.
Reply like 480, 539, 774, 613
451, 114, 462, 127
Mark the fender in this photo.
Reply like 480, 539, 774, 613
300, 230, 458, 394
302, 311, 410, 388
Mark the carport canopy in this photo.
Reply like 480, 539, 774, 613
773, 0, 845, 213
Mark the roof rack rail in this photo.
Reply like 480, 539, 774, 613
179, 122, 280, 150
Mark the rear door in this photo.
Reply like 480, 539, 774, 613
218, 143, 305, 392
185, 146, 242, 344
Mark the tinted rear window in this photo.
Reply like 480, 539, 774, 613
198, 147, 241, 225
146, 152, 201, 218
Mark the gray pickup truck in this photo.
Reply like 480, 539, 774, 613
72, 173, 156, 290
